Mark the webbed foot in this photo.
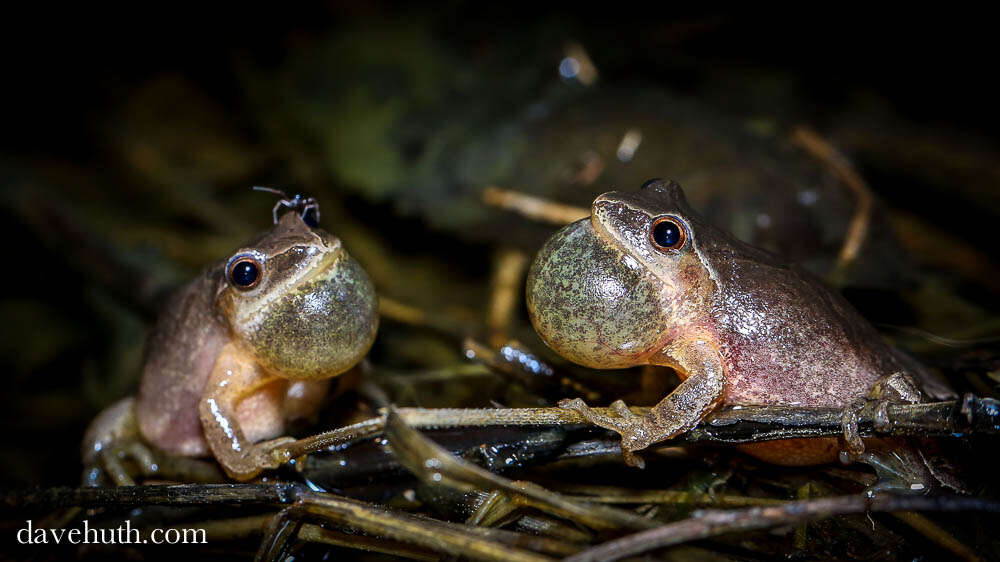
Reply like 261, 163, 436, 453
850, 446, 933, 495
558, 398, 652, 468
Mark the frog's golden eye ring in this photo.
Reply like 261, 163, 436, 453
226, 255, 263, 290
650, 216, 686, 252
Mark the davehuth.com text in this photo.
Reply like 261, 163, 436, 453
16, 519, 207, 545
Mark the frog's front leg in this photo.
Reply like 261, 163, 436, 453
559, 339, 725, 468
199, 343, 295, 481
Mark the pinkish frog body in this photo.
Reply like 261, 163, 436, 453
85, 211, 378, 481
526, 179, 933, 465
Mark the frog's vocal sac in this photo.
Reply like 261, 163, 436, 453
525, 179, 940, 466
84, 210, 379, 481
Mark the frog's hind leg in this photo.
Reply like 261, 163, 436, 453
838, 372, 965, 494
82, 396, 227, 485
82, 397, 145, 486
840, 371, 923, 459
81, 397, 177, 485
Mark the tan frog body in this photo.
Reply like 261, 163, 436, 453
526, 179, 933, 466
84, 209, 378, 481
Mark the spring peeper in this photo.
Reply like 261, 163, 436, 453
84, 208, 378, 481
526, 179, 936, 467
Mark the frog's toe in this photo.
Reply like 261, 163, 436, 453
615, 424, 657, 469
868, 372, 923, 403
842, 372, 928, 461
253, 436, 298, 470
620, 448, 646, 469
610, 399, 642, 421
95, 448, 136, 486
86, 440, 159, 486
840, 397, 868, 459
561, 398, 625, 430
557, 397, 590, 412
124, 441, 159, 474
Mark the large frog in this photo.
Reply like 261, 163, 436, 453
526, 179, 937, 467
84, 206, 379, 481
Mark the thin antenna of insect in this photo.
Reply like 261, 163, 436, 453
252, 186, 289, 198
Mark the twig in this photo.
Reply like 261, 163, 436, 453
892, 511, 980, 562
378, 296, 473, 336
2, 484, 571, 561
559, 487, 787, 508
565, 494, 1000, 562
279, 395, 999, 460
481, 187, 589, 226
264, 491, 559, 562
1, 483, 306, 513
463, 338, 603, 402
383, 408, 656, 531
298, 524, 439, 561
485, 247, 530, 347
791, 126, 874, 277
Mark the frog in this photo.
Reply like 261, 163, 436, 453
83, 204, 379, 482
525, 178, 947, 468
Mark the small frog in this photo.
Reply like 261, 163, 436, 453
526, 179, 941, 467
84, 203, 378, 481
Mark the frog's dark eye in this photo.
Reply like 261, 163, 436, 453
650, 216, 686, 252
227, 256, 262, 290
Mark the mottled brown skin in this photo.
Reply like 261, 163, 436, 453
90, 211, 378, 481
526, 179, 926, 466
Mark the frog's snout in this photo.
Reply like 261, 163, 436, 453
526, 218, 671, 369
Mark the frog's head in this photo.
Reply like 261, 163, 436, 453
526, 179, 715, 369
217, 211, 378, 380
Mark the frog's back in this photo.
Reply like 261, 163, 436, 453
700, 232, 907, 408
136, 268, 227, 456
